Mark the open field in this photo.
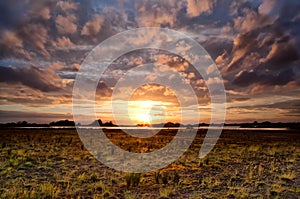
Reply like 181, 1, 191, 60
0, 128, 299, 198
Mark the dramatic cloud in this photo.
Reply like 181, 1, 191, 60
0, 66, 64, 92
234, 8, 273, 32
217, 0, 300, 95
0, 0, 299, 123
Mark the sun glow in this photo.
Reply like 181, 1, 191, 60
134, 113, 151, 125
128, 100, 165, 125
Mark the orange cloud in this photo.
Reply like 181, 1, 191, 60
81, 14, 105, 36
0, 30, 31, 60
56, 1, 78, 12
187, 0, 214, 17
53, 36, 75, 48
55, 14, 77, 34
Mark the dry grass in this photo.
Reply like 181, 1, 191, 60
0, 128, 299, 198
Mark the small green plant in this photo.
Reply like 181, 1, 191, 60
155, 170, 161, 184
39, 182, 60, 198
125, 173, 141, 188
90, 172, 99, 182
159, 187, 174, 198
24, 161, 34, 167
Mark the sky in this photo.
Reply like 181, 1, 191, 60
0, 0, 299, 124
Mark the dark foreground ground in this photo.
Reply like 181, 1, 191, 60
0, 128, 299, 198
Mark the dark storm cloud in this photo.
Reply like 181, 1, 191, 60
0, 0, 138, 100
0, 66, 63, 92
224, 28, 297, 72
0, 0, 131, 60
0, 1, 55, 59
217, 0, 300, 91
173, 0, 300, 92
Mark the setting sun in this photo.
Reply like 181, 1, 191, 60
125, 84, 183, 126
128, 100, 155, 125
134, 113, 151, 125
128, 100, 168, 125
